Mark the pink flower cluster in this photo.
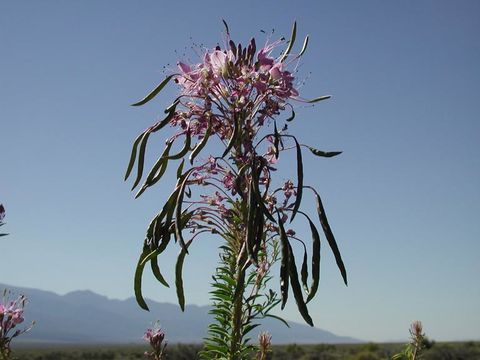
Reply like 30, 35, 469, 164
143, 324, 167, 360
170, 35, 299, 157
0, 292, 33, 355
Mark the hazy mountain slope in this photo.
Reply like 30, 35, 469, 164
1, 283, 359, 344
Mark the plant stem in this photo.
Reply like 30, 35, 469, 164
229, 266, 245, 360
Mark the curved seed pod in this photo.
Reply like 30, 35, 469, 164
222, 19, 230, 36
175, 239, 193, 311
307, 146, 342, 158
300, 242, 309, 293
189, 118, 213, 164
151, 104, 179, 133
298, 35, 309, 57
131, 75, 174, 106
165, 131, 191, 160
229, 40, 237, 57
306, 95, 331, 103
286, 107, 295, 122
135, 140, 174, 198
151, 256, 170, 288
125, 132, 144, 181
176, 159, 185, 179
250, 38, 256, 62
134, 247, 150, 311
290, 137, 303, 222
254, 206, 265, 257
131, 132, 151, 191
310, 187, 347, 286
280, 21, 297, 63
164, 98, 181, 114
175, 169, 195, 253
277, 211, 290, 309
273, 120, 280, 159
128, 104, 178, 191
251, 163, 276, 222
297, 212, 322, 303
222, 114, 240, 158
287, 242, 314, 326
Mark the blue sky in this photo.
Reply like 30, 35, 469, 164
1, 0, 479, 342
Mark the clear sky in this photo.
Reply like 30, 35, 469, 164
1, 0, 479, 343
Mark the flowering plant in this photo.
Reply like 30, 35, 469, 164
0, 205, 7, 237
0, 290, 34, 360
392, 321, 427, 360
143, 323, 167, 360
126, 21, 347, 359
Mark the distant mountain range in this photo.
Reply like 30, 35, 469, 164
0, 283, 359, 344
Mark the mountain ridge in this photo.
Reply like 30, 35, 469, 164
1, 283, 360, 344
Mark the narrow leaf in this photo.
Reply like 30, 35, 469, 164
264, 314, 290, 328
131, 75, 174, 106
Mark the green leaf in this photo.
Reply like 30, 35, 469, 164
134, 249, 150, 311
264, 314, 290, 328
311, 188, 347, 286
288, 242, 314, 326
277, 211, 290, 309
307, 147, 342, 158
306, 95, 331, 103
131, 75, 174, 106
290, 137, 303, 222
280, 21, 297, 63
175, 169, 195, 253
175, 239, 192, 312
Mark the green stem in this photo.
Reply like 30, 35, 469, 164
229, 267, 245, 360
